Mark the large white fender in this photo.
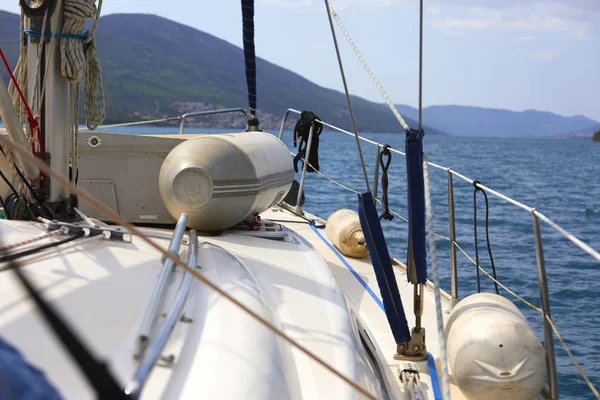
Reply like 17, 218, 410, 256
445, 293, 546, 400
159, 132, 293, 231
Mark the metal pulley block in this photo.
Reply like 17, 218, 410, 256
20, 0, 57, 43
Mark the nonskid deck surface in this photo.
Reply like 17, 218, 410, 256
0, 206, 460, 399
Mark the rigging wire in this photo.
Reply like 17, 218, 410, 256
323, 0, 371, 193
327, 3, 410, 131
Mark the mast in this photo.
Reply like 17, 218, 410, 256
25, 0, 71, 207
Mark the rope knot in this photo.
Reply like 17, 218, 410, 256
379, 144, 394, 222
293, 111, 323, 173
472, 180, 481, 190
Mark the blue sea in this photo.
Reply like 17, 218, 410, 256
8, 123, 600, 398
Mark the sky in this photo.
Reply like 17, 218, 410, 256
1, 0, 599, 121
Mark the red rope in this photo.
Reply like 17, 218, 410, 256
0, 48, 46, 187
0, 49, 44, 160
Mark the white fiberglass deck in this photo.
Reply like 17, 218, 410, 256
0, 206, 463, 399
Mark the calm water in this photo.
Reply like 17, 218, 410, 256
18, 123, 600, 398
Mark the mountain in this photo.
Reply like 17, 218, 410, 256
393, 104, 599, 138
0, 10, 438, 133
1, 10, 597, 137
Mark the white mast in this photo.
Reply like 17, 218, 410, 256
26, 0, 70, 205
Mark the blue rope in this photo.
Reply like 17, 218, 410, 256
310, 220, 443, 400
309, 223, 385, 311
23, 30, 89, 40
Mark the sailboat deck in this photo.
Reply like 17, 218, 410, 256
0, 204, 469, 400
266, 207, 469, 400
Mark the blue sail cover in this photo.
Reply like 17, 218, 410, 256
241, 0, 257, 113
0, 337, 63, 399
358, 192, 411, 344
405, 128, 428, 284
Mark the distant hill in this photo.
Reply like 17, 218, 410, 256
0, 10, 438, 133
394, 104, 598, 138
1, 10, 597, 137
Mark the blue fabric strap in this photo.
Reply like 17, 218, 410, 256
24, 29, 89, 40
358, 192, 411, 344
241, 0, 257, 113
405, 127, 428, 284
310, 211, 443, 400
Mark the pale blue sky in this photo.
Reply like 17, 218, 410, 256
2, 0, 599, 121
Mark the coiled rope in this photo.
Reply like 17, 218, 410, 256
12, 0, 104, 131
61, 0, 105, 130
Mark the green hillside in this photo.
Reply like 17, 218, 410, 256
0, 11, 434, 133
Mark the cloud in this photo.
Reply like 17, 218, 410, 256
430, 2, 597, 40
518, 49, 559, 60
515, 35, 536, 43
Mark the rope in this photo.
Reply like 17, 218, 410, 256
423, 154, 451, 400
379, 144, 393, 221
0, 132, 378, 400
453, 239, 600, 398
24, 30, 89, 40
472, 181, 499, 294
400, 369, 423, 400
296, 151, 455, 245
328, 3, 410, 131
8, 11, 29, 127
61, 0, 105, 130
453, 241, 542, 313
323, 0, 371, 193
298, 124, 600, 400
0, 228, 66, 253
0, 231, 85, 265
545, 316, 600, 399
293, 111, 322, 173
